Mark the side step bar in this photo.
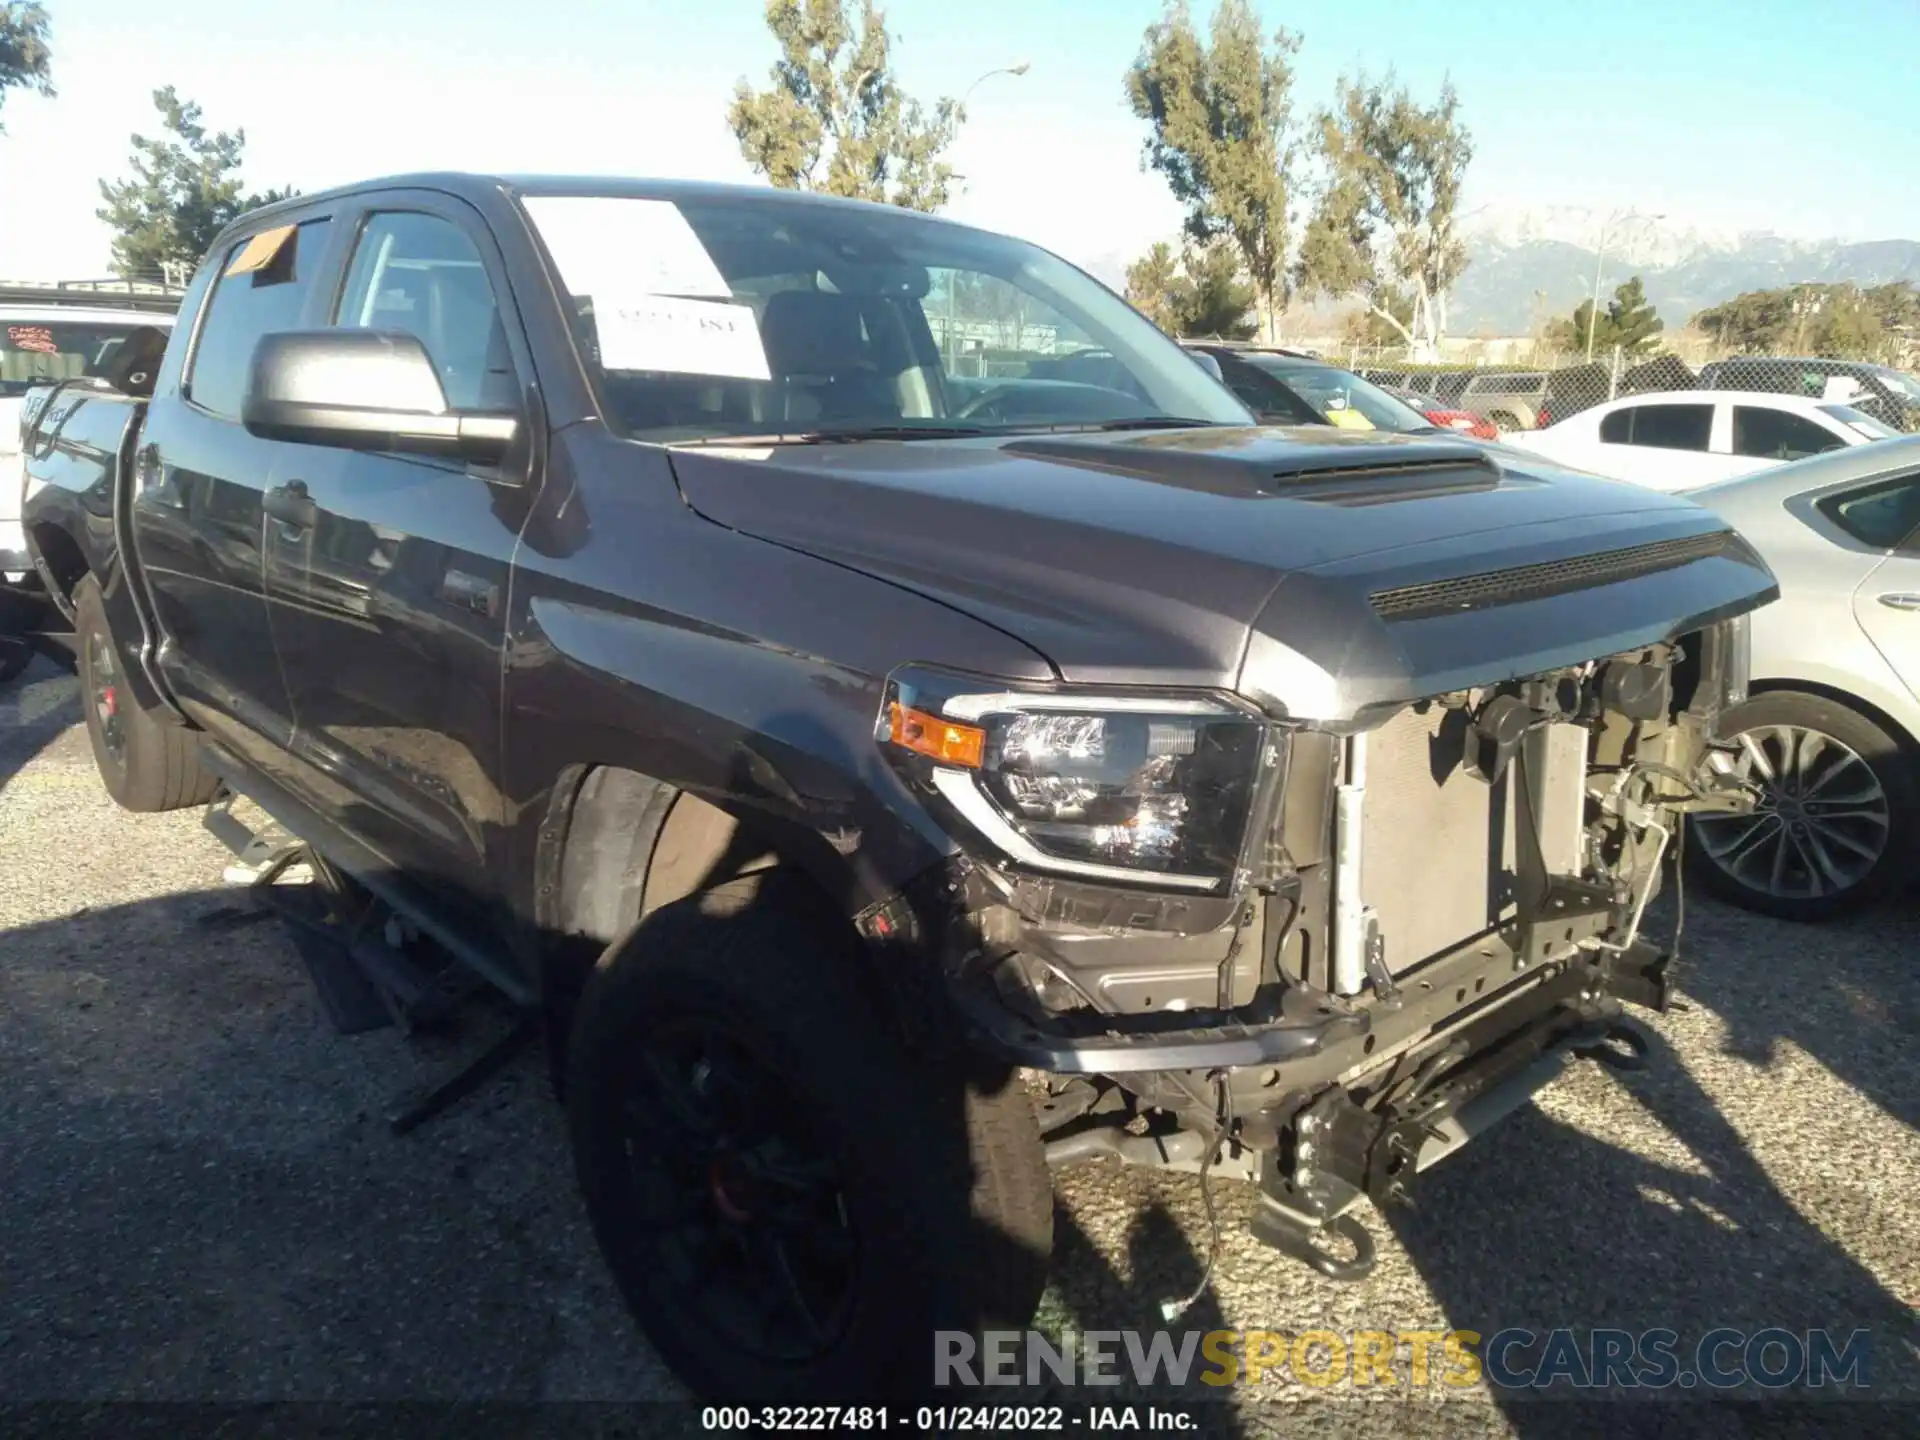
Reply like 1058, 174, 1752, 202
196, 760, 532, 1008
198, 775, 537, 1133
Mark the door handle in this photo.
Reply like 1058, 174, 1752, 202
1877, 593, 1920, 612
264, 479, 318, 530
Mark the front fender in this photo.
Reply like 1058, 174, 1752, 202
497, 448, 1058, 946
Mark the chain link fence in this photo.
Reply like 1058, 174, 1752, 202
1334, 345, 1920, 435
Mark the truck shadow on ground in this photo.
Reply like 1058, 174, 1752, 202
1672, 879, 1919, 1133
2, 879, 1912, 1432
0, 884, 1237, 1424
1388, 894, 1919, 1435
0, 653, 80, 796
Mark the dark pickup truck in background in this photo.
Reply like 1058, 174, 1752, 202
21, 173, 1776, 1400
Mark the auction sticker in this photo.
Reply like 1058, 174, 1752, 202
591, 294, 770, 380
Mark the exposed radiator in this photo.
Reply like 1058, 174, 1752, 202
1354, 704, 1588, 978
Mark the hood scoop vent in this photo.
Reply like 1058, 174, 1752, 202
1370, 529, 1740, 621
1000, 430, 1502, 505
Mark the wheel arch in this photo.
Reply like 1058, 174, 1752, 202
531, 762, 920, 1082
1746, 675, 1920, 754
26, 519, 87, 620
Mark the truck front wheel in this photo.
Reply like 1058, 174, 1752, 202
565, 871, 1054, 1401
73, 577, 217, 812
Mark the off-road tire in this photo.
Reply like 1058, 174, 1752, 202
1688, 690, 1915, 922
73, 576, 217, 812
566, 872, 1054, 1401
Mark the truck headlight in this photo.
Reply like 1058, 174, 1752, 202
879, 668, 1275, 892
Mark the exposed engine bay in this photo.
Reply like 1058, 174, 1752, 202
909, 617, 1758, 1281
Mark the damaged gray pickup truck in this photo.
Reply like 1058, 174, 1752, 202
20, 174, 1775, 1401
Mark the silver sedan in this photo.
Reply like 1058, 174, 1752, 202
1684, 434, 1920, 919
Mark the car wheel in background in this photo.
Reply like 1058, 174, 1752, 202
1688, 691, 1915, 921
1489, 411, 1521, 432
73, 576, 219, 812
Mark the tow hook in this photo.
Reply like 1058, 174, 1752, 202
1571, 1015, 1654, 1072
1247, 1201, 1377, 1282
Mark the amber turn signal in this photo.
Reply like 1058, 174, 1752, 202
888, 702, 985, 769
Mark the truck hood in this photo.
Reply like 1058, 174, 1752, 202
668, 426, 1778, 721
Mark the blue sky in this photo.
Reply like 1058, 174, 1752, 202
2, 0, 1916, 282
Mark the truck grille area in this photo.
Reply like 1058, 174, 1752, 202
1357, 703, 1588, 976
1369, 530, 1736, 621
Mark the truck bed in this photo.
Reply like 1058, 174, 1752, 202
18, 381, 145, 591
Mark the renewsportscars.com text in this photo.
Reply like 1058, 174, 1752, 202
934, 1327, 1873, 1391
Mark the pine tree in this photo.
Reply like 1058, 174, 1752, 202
96, 87, 297, 281
728, 0, 961, 212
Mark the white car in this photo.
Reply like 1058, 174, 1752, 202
1500, 389, 1898, 491
3, 294, 176, 589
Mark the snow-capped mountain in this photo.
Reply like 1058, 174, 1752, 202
1449, 213, 1920, 334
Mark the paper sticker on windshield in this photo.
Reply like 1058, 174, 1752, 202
225, 225, 296, 276
524, 197, 731, 299
1326, 407, 1375, 431
592, 295, 770, 381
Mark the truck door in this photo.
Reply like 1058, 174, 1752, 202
130, 216, 333, 780
260, 198, 538, 894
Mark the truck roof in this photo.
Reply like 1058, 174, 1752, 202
231, 171, 991, 238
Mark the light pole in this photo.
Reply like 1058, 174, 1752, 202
1585, 209, 1665, 361
962, 61, 1030, 112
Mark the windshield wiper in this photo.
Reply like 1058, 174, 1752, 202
1031, 416, 1226, 434
674, 424, 988, 447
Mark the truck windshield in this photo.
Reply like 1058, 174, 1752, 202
520, 193, 1254, 443
1, 321, 148, 397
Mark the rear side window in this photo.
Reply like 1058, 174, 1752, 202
1599, 403, 1712, 451
185, 218, 332, 419
1820, 473, 1920, 549
1732, 406, 1846, 461
2, 321, 153, 398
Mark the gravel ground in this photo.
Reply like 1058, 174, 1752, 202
3, 654, 1916, 1435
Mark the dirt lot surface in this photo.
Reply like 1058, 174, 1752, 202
3, 656, 1915, 1435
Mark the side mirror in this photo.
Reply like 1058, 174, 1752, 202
1188, 350, 1225, 382
242, 330, 519, 465
101, 325, 171, 399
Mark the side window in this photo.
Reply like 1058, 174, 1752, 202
1622, 403, 1712, 451
927, 268, 1098, 383
1599, 408, 1634, 444
1820, 474, 1920, 550
335, 212, 516, 411
185, 218, 332, 419
1732, 406, 1846, 462
1215, 354, 1320, 425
